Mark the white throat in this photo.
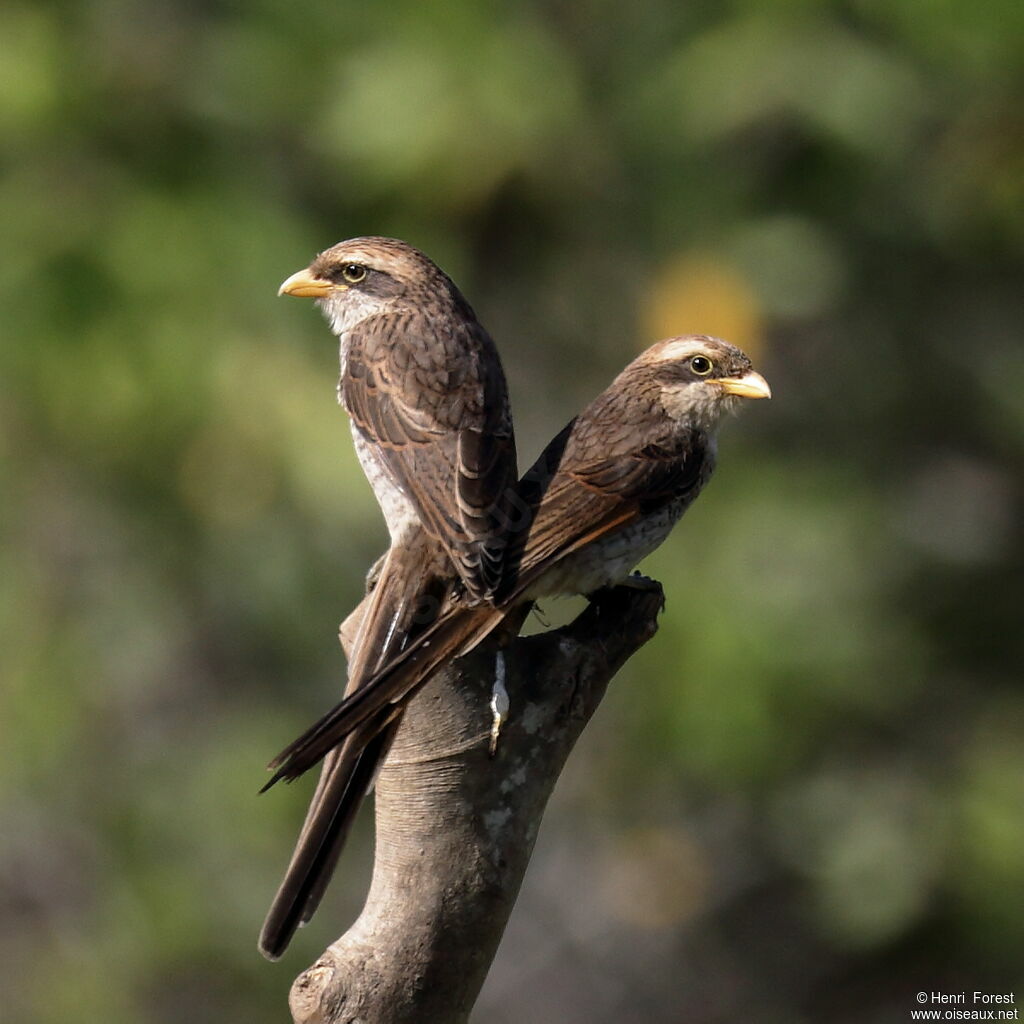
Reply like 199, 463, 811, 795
318, 290, 388, 338
659, 383, 733, 431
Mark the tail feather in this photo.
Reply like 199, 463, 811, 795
265, 603, 506, 787
260, 538, 451, 959
297, 722, 399, 922
258, 718, 398, 960
344, 549, 415, 686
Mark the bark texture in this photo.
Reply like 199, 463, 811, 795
288, 582, 664, 1024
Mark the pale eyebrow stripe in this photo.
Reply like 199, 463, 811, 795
653, 339, 704, 362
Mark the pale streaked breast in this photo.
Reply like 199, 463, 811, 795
350, 427, 420, 543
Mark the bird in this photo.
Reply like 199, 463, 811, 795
263, 335, 770, 794
276, 236, 518, 595
260, 238, 519, 961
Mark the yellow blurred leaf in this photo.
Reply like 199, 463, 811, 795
643, 252, 764, 360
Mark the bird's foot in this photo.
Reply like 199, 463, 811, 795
585, 574, 665, 620
364, 552, 388, 595
529, 602, 551, 628
585, 572, 662, 603
618, 572, 662, 592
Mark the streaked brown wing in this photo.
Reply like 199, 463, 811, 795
574, 435, 708, 506
343, 313, 516, 600
505, 413, 708, 599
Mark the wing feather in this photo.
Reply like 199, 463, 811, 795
342, 313, 516, 600
503, 415, 708, 600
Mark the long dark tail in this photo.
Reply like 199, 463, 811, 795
258, 716, 398, 960
259, 541, 452, 959
264, 601, 507, 789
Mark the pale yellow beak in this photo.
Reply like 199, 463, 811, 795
277, 268, 339, 298
718, 371, 772, 400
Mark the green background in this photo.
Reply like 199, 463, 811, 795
2, 1, 1022, 1021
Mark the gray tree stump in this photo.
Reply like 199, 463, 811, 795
288, 583, 664, 1024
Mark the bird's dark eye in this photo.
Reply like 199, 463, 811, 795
690, 355, 713, 376
341, 264, 366, 284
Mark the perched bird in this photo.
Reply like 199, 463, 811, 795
277, 236, 518, 595
264, 335, 770, 790
261, 238, 518, 960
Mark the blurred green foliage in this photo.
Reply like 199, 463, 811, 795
1, 1, 1021, 1021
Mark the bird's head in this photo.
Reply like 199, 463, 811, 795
278, 237, 459, 335
636, 335, 771, 428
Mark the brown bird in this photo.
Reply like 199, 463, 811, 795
264, 335, 770, 793
260, 238, 518, 960
277, 236, 517, 595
